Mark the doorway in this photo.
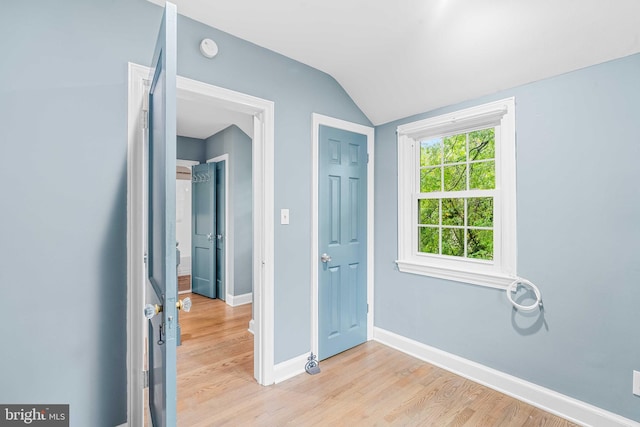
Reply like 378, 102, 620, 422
175, 159, 198, 294
310, 113, 375, 361
176, 157, 228, 301
126, 63, 275, 426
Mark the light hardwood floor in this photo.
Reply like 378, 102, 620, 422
178, 275, 191, 293
166, 293, 578, 426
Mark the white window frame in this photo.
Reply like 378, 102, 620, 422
396, 97, 516, 289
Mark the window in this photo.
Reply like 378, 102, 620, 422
396, 98, 516, 288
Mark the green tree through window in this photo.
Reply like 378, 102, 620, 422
417, 129, 495, 260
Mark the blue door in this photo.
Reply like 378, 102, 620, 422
215, 161, 226, 301
191, 163, 216, 298
318, 125, 368, 360
145, 2, 178, 426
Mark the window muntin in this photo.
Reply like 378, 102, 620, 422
418, 197, 494, 259
396, 97, 516, 289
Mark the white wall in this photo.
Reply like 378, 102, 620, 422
176, 178, 192, 276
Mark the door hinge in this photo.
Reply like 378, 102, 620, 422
142, 79, 150, 109
367, 153, 370, 164
142, 370, 149, 388
367, 303, 369, 314
143, 253, 148, 264
142, 79, 150, 130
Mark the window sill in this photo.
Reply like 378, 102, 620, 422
395, 259, 514, 290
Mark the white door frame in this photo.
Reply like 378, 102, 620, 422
126, 62, 275, 426
310, 113, 375, 358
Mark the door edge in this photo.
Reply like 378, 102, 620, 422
206, 154, 231, 303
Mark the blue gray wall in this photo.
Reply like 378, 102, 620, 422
0, 1, 156, 426
374, 53, 640, 421
0, 0, 369, 425
175, 5, 372, 368
177, 135, 205, 161
205, 125, 253, 296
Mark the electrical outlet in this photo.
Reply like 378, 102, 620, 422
633, 371, 640, 396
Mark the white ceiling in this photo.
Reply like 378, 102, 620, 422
176, 95, 252, 140
157, 0, 640, 126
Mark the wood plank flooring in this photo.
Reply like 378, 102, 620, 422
163, 293, 578, 426
178, 275, 191, 293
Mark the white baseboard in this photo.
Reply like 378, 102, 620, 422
273, 353, 308, 384
178, 271, 191, 294
178, 257, 191, 276
248, 319, 255, 335
226, 292, 252, 307
374, 327, 640, 427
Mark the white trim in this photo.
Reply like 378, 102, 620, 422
207, 154, 231, 305
226, 292, 253, 307
253, 105, 275, 386
396, 97, 517, 289
311, 113, 375, 358
395, 260, 515, 289
374, 327, 640, 427
207, 155, 229, 163
126, 63, 275, 425
177, 265, 191, 277
397, 106, 508, 141
176, 159, 199, 168
273, 353, 308, 384
126, 62, 147, 427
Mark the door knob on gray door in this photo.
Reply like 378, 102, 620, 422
144, 303, 162, 320
207, 233, 213, 241
177, 297, 192, 312
321, 253, 332, 263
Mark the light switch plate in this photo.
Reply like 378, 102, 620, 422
280, 209, 290, 225
633, 370, 640, 396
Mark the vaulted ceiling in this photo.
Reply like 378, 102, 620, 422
150, 0, 640, 126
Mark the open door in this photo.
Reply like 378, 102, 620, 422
215, 161, 226, 300
144, 3, 178, 426
191, 162, 217, 298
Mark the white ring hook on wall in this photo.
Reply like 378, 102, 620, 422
506, 277, 543, 311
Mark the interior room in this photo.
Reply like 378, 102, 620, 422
174, 96, 254, 306
1, 1, 639, 426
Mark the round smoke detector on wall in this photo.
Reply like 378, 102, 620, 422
199, 38, 218, 59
